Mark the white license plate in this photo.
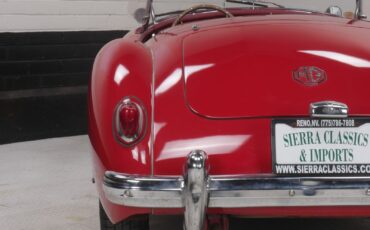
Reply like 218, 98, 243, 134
272, 118, 370, 176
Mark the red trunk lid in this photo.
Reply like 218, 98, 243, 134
183, 19, 370, 118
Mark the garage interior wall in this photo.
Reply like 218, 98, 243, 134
0, 0, 369, 144
0, 0, 141, 144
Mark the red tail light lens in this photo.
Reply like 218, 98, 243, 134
119, 103, 139, 138
113, 97, 147, 146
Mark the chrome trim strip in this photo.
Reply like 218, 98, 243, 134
147, 46, 155, 177
103, 171, 183, 208
103, 151, 370, 229
209, 189, 370, 207
103, 172, 370, 208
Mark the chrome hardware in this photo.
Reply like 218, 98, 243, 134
142, 0, 153, 30
310, 101, 348, 118
183, 150, 209, 230
288, 190, 295, 197
122, 190, 133, 198
133, 8, 149, 24
355, 0, 367, 20
326, 6, 342, 17
103, 151, 370, 230
302, 187, 317, 196
113, 96, 147, 147
192, 24, 200, 31
151, 33, 157, 41
104, 170, 370, 208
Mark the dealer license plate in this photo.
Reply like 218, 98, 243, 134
272, 118, 370, 176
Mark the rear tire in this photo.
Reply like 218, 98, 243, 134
99, 202, 149, 230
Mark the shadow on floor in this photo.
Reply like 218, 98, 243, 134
150, 216, 370, 230
230, 218, 370, 230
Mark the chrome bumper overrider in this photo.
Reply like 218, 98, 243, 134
103, 150, 370, 230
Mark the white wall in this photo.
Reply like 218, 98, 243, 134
0, 0, 369, 32
0, 0, 146, 32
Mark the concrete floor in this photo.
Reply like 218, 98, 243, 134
0, 135, 98, 230
1, 135, 370, 230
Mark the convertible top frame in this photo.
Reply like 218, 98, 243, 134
142, 0, 366, 31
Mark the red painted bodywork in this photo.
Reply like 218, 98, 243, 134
89, 8, 370, 224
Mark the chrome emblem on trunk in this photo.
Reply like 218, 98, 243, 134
293, 66, 327, 86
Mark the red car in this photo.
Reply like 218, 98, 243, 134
89, 1, 370, 229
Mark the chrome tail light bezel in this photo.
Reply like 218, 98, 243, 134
113, 96, 147, 147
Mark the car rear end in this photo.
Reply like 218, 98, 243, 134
98, 10, 370, 230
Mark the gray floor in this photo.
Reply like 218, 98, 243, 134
1, 135, 370, 230
0, 136, 98, 230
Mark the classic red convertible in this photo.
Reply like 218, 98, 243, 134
89, 0, 370, 229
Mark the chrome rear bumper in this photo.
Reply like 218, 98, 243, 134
103, 150, 370, 229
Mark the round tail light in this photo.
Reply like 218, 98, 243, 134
113, 97, 147, 146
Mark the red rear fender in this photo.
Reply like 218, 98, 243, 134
88, 38, 153, 223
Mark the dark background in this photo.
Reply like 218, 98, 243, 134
0, 30, 127, 144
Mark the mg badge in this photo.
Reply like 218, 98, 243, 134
293, 66, 327, 86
